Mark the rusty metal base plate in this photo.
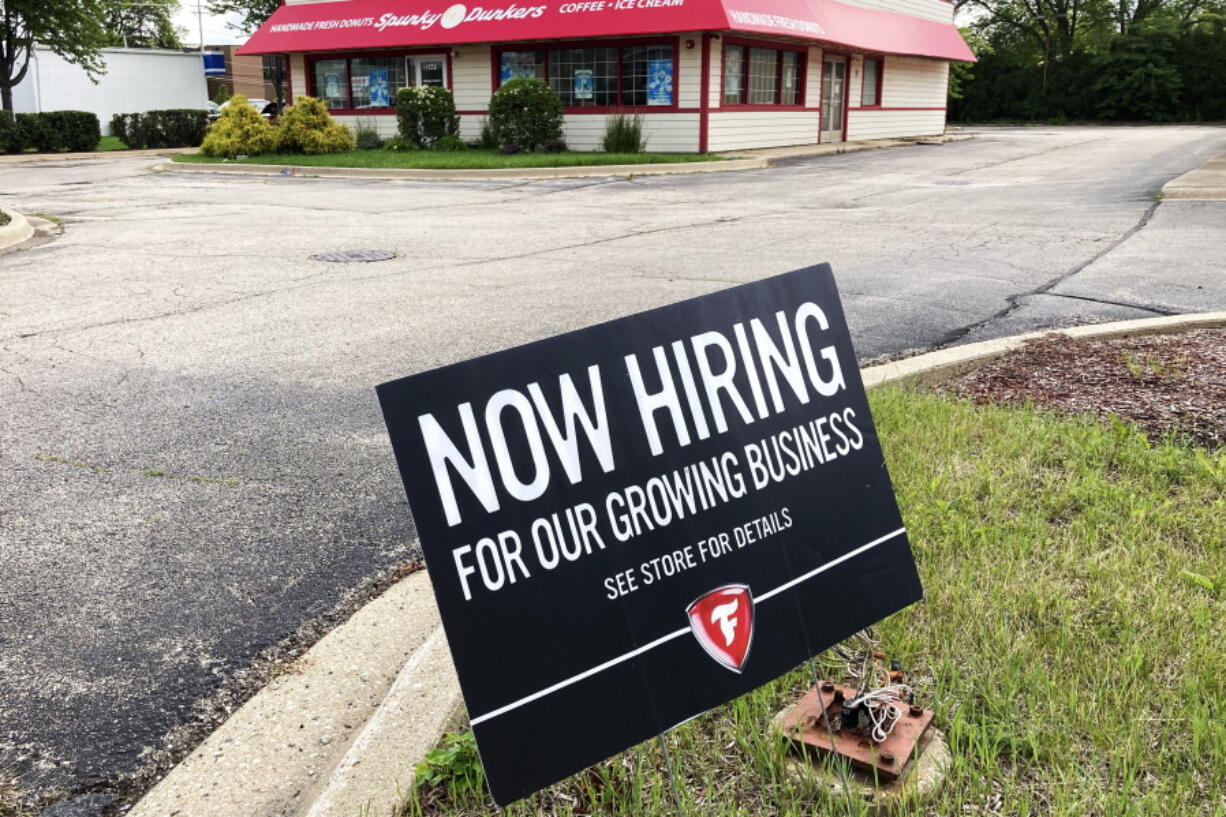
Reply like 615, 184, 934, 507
777, 684, 934, 781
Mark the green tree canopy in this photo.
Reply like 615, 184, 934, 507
205, 0, 278, 32
1, 0, 110, 111
102, 0, 184, 49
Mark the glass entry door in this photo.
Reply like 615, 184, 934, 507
820, 56, 846, 143
406, 55, 448, 88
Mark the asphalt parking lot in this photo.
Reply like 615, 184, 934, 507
2, 124, 1225, 808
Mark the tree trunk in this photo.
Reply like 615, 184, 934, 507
1, 84, 12, 113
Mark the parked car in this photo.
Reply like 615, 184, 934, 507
217, 97, 279, 120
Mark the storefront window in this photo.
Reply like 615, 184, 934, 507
723, 44, 804, 105
723, 45, 744, 105
350, 57, 406, 109
313, 59, 348, 109
549, 47, 618, 106
621, 45, 674, 106
748, 48, 778, 104
499, 51, 547, 84
862, 57, 882, 106
781, 51, 800, 105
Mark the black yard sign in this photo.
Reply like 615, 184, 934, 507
377, 264, 922, 805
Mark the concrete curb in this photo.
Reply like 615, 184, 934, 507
151, 134, 971, 182
861, 311, 1226, 390
0, 147, 197, 164
1160, 150, 1226, 200
0, 207, 34, 251
130, 308, 1225, 817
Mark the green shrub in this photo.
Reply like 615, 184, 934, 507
200, 94, 278, 157
0, 110, 22, 154
213, 84, 232, 105
432, 133, 467, 152
488, 78, 563, 152
601, 112, 644, 153
395, 86, 460, 148
352, 117, 383, 149
275, 95, 355, 154
42, 110, 100, 152
15, 114, 62, 152
383, 135, 417, 152
476, 117, 498, 150
111, 109, 209, 149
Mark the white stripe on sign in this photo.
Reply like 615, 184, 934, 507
468, 526, 907, 727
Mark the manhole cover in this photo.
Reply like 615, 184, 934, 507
311, 250, 396, 263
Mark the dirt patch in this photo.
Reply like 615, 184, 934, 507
0, 211, 10, 227
942, 329, 1226, 450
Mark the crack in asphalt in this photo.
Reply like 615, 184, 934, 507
1038, 290, 1176, 316
937, 199, 1164, 346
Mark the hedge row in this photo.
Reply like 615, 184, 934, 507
111, 109, 210, 149
0, 110, 101, 153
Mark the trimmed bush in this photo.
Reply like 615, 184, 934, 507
488, 78, 563, 152
200, 94, 278, 157
395, 86, 460, 148
601, 112, 644, 153
42, 111, 100, 152
111, 109, 209, 149
213, 85, 232, 105
276, 96, 355, 154
0, 110, 22, 154
16, 113, 62, 152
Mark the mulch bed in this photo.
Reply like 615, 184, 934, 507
941, 329, 1226, 450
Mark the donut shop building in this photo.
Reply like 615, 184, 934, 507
239, 0, 974, 152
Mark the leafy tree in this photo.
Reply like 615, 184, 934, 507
1092, 23, 1182, 118
206, 0, 279, 32
0, 0, 110, 111
102, 0, 184, 49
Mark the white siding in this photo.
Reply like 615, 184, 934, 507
14, 47, 207, 134
880, 55, 948, 108
561, 113, 698, 152
332, 113, 399, 137
846, 108, 945, 139
804, 46, 823, 108
836, 0, 953, 23
707, 111, 819, 151
845, 56, 947, 140
677, 33, 703, 109
452, 45, 491, 111
289, 53, 307, 101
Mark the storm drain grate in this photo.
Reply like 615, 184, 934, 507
311, 250, 397, 263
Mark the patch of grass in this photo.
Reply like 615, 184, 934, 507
172, 148, 721, 170
407, 389, 1225, 817
97, 135, 129, 151
1120, 349, 1183, 380
28, 212, 62, 228
0, 211, 8, 227
34, 453, 241, 486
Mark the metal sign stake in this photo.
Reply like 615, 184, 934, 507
657, 734, 687, 816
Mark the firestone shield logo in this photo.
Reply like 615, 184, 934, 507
687, 585, 754, 673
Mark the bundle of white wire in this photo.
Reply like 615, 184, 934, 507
847, 684, 913, 743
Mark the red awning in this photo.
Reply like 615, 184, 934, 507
239, 0, 974, 62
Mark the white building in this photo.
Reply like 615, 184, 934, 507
12, 47, 209, 135
239, 0, 974, 151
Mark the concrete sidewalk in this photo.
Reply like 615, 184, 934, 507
0, 146, 196, 164
1161, 150, 1226, 199
154, 134, 972, 181
128, 309, 1226, 817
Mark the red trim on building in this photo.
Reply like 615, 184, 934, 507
846, 105, 946, 111
698, 33, 711, 153
239, 0, 976, 63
